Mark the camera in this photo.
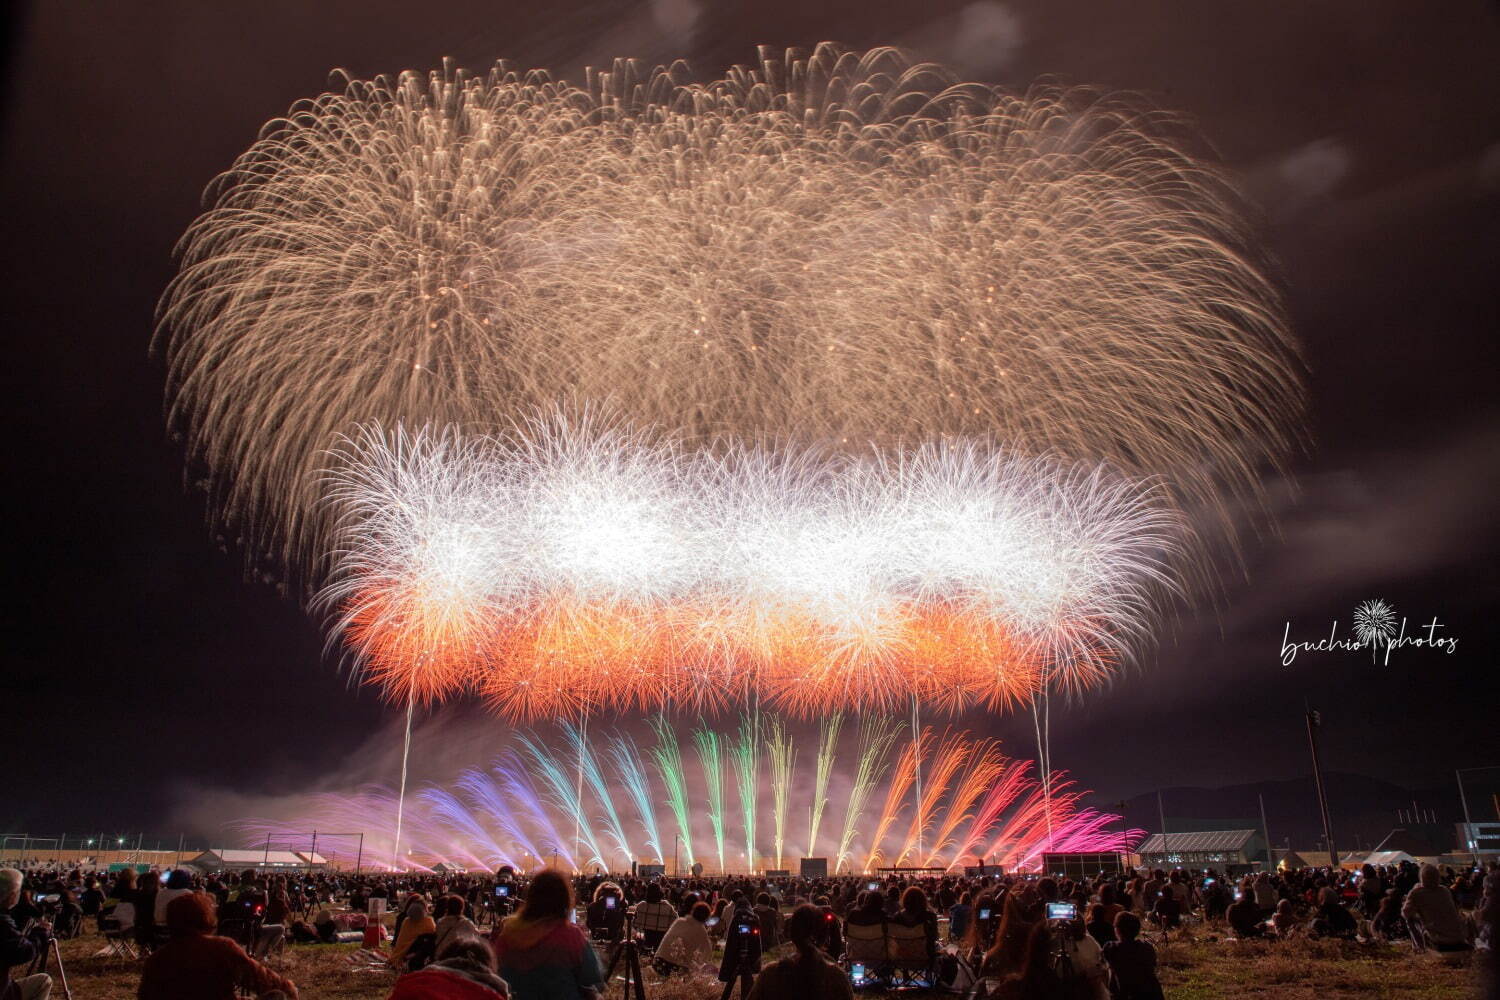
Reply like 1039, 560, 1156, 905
495, 885, 510, 898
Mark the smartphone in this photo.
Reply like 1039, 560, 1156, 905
867, 881, 880, 892
737, 922, 752, 935
851, 962, 867, 982
604, 896, 617, 910
1046, 902, 1076, 920
1203, 878, 1215, 886
978, 907, 992, 920
704, 917, 720, 928
1233, 889, 1243, 901
495, 885, 510, 897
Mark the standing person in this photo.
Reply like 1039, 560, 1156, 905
138, 892, 298, 1000
746, 904, 852, 1000
489, 870, 603, 1000
0, 868, 52, 1000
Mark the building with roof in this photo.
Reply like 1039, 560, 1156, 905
185, 848, 328, 872
1134, 829, 1267, 869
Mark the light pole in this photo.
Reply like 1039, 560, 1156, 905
674, 834, 680, 876
1305, 705, 1336, 868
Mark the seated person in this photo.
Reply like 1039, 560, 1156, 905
432, 894, 481, 958
1369, 892, 1409, 943
746, 904, 852, 1000
0, 867, 53, 1000
391, 897, 437, 970
584, 882, 625, 942
890, 886, 939, 959
1310, 888, 1357, 939
388, 936, 509, 999
1402, 863, 1471, 953
1149, 890, 1182, 931
752, 893, 783, 950
138, 892, 298, 999
654, 901, 713, 972
1226, 888, 1264, 939
1270, 899, 1300, 938
1101, 912, 1163, 1000
633, 883, 678, 951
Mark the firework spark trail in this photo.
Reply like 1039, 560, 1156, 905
650, 717, 694, 870
418, 782, 511, 869
237, 719, 1141, 872
607, 733, 663, 864
692, 726, 727, 873
894, 729, 979, 866
863, 727, 930, 872
562, 724, 634, 867
732, 717, 760, 872
160, 43, 1302, 607
768, 717, 797, 870
922, 738, 1006, 867
518, 732, 603, 869
807, 712, 842, 862
492, 750, 575, 871
321, 418, 1180, 716
839, 716, 900, 873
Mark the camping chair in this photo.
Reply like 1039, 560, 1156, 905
886, 920, 934, 988
99, 902, 139, 960
844, 920, 887, 985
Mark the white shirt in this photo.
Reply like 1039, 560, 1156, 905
655, 916, 713, 968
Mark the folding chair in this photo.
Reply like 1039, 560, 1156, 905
99, 902, 139, 960
844, 920, 887, 986
886, 920, 934, 988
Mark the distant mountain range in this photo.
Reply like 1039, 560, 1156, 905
1100, 772, 1472, 853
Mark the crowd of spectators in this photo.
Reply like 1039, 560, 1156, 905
2, 856, 1497, 999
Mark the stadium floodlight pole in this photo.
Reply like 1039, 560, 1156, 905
1304, 703, 1336, 868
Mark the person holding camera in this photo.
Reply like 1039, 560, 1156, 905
584, 883, 625, 944
717, 897, 762, 1000
0, 868, 52, 1000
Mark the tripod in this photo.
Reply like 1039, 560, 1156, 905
719, 933, 757, 1000
27, 934, 73, 1000
602, 911, 648, 1000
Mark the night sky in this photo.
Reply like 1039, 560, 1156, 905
4, 0, 1498, 844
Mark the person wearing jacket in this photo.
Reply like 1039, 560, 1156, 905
489, 871, 603, 1000
388, 937, 508, 999
137, 892, 297, 1000
0, 868, 52, 1000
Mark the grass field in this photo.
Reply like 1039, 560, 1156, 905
48, 926, 1483, 999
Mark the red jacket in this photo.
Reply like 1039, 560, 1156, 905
137, 933, 297, 1000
